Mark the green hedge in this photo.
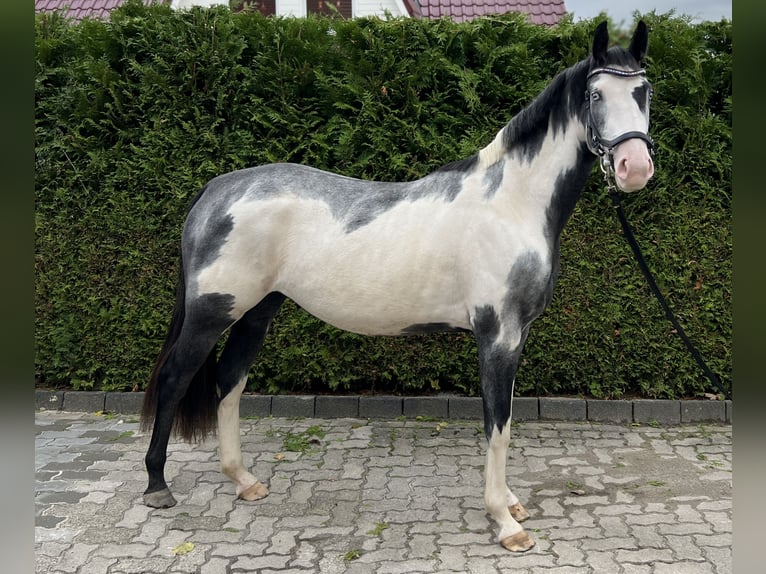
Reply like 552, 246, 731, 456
35, 2, 731, 399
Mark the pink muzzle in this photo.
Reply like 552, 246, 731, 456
612, 138, 654, 192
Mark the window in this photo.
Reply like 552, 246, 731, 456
306, 0, 352, 18
230, 0, 276, 15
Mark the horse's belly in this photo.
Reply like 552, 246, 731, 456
273, 201, 471, 335
277, 241, 469, 335
199, 194, 521, 336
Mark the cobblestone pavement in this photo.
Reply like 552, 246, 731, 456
35, 410, 732, 574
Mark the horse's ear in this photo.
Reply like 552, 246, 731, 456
592, 21, 609, 66
629, 21, 649, 64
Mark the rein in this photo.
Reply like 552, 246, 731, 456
600, 163, 729, 400
586, 68, 726, 399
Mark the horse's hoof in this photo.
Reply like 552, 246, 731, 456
501, 531, 536, 552
143, 488, 177, 508
237, 481, 269, 501
509, 502, 530, 522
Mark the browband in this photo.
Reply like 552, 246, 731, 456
587, 67, 647, 82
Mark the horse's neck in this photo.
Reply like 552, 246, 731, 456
478, 104, 594, 244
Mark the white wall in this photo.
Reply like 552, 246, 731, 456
277, 0, 306, 17
171, 0, 228, 8
354, 0, 408, 18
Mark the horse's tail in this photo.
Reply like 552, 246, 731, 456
140, 260, 219, 443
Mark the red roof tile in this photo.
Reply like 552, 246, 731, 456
36, 0, 566, 26
416, 0, 566, 25
35, 0, 168, 21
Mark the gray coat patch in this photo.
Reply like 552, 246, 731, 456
197, 163, 471, 234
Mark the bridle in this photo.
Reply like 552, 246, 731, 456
584, 67, 654, 176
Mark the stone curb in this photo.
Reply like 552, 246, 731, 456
35, 390, 732, 424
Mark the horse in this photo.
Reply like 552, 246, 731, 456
140, 21, 654, 552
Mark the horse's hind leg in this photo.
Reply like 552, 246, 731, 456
144, 317, 227, 508
216, 292, 285, 501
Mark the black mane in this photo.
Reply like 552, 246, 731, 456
435, 45, 643, 174
501, 46, 643, 162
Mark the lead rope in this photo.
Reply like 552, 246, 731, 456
601, 161, 729, 400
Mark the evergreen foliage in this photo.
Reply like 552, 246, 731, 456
35, 2, 731, 398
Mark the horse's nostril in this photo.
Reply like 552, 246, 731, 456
616, 157, 630, 178
616, 154, 653, 182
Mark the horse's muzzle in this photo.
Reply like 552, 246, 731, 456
612, 138, 654, 192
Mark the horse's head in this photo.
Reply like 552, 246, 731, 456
585, 21, 654, 192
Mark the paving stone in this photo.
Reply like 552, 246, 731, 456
33, 411, 731, 574
403, 397, 449, 418
359, 396, 403, 418
540, 397, 586, 421
61, 391, 106, 413
448, 396, 483, 419
271, 395, 315, 418
587, 399, 632, 423
104, 392, 145, 415
315, 396, 360, 418
633, 399, 681, 424
240, 394, 271, 418
681, 400, 726, 423
36, 390, 64, 411
511, 397, 539, 421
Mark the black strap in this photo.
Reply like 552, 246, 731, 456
608, 189, 729, 399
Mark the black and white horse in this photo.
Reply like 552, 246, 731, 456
141, 21, 653, 551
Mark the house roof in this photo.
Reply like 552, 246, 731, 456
409, 0, 566, 25
36, 0, 566, 26
35, 1, 168, 21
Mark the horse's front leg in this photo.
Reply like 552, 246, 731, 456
485, 413, 534, 551
475, 315, 535, 552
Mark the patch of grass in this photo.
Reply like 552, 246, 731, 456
696, 453, 708, 461
342, 550, 361, 562
107, 431, 134, 441
647, 480, 666, 487
283, 425, 326, 453
367, 522, 389, 536
415, 415, 441, 422
223, 527, 240, 533
647, 420, 661, 428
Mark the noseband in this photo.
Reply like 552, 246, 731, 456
585, 67, 654, 171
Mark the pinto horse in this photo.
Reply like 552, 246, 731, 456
141, 21, 654, 551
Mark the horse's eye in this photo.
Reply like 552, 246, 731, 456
590, 91, 601, 102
